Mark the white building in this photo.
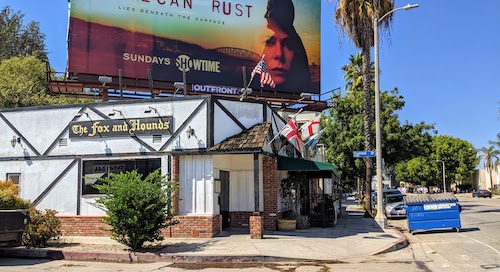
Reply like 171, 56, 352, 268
1, 95, 341, 237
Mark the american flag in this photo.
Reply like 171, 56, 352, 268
251, 59, 276, 88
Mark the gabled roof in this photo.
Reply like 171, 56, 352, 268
209, 122, 272, 152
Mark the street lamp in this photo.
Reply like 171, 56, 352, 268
374, 3, 419, 228
437, 160, 446, 193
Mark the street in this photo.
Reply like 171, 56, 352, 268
1, 195, 499, 271
389, 194, 500, 272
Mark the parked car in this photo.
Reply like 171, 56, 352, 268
384, 194, 407, 219
472, 189, 492, 198
373, 189, 402, 204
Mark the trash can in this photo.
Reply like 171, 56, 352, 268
404, 193, 461, 234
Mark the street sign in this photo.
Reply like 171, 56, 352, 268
353, 150, 376, 158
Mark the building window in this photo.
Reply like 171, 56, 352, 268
6, 173, 21, 194
82, 159, 161, 195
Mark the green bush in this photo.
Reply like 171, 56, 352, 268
23, 207, 61, 248
93, 169, 178, 250
493, 188, 500, 196
0, 180, 31, 209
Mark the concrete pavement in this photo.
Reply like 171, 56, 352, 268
0, 197, 407, 263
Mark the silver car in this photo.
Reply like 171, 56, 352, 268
385, 194, 406, 219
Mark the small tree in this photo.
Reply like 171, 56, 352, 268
93, 169, 177, 250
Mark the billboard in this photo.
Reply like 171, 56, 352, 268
68, 0, 320, 94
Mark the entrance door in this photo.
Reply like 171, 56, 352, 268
220, 171, 230, 229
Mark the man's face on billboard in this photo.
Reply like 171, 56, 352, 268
260, 19, 295, 86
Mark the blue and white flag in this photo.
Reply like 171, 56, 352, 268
306, 129, 325, 151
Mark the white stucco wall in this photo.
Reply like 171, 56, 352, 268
0, 96, 284, 217
213, 154, 264, 212
0, 159, 80, 215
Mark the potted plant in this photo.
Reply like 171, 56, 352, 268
0, 180, 31, 246
278, 172, 310, 231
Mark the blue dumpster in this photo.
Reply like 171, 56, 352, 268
404, 193, 461, 234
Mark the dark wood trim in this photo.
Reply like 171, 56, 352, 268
208, 96, 215, 147
76, 159, 82, 215
131, 135, 157, 152
43, 106, 89, 155
0, 113, 41, 156
33, 159, 78, 206
214, 99, 246, 131
160, 99, 208, 151
263, 104, 267, 122
254, 153, 260, 212
0, 152, 168, 162
88, 106, 109, 120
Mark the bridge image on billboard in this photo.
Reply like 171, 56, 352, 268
67, 0, 321, 95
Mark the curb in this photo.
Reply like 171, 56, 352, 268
0, 248, 317, 264
371, 227, 409, 255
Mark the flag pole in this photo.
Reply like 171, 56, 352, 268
246, 54, 265, 90
240, 54, 265, 101
267, 108, 303, 146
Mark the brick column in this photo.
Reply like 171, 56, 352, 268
249, 215, 263, 239
263, 156, 278, 230
171, 155, 180, 214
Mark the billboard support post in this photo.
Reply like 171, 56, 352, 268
242, 66, 248, 91
148, 68, 154, 99
118, 69, 123, 99
182, 70, 187, 96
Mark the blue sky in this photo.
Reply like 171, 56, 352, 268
3, 0, 500, 150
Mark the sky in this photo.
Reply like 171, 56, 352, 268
2, 0, 500, 150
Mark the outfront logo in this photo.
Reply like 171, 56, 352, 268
175, 55, 221, 73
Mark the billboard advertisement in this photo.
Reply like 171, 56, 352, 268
68, 0, 320, 94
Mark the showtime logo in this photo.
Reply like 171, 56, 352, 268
175, 55, 221, 73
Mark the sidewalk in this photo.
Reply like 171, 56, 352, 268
0, 197, 407, 263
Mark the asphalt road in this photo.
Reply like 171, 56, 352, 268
389, 194, 500, 272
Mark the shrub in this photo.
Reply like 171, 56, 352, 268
0, 180, 31, 209
493, 188, 500, 196
93, 169, 178, 250
23, 207, 61, 248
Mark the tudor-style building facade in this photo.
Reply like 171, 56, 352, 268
0, 95, 340, 238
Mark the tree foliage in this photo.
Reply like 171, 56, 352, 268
0, 6, 47, 62
93, 169, 178, 251
324, 54, 435, 191
1, 55, 59, 108
395, 136, 478, 190
0, 55, 89, 108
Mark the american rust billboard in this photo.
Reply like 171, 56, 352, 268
68, 0, 320, 94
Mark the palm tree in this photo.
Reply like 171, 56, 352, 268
478, 146, 500, 191
333, 0, 395, 212
489, 133, 500, 147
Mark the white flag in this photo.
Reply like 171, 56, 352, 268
280, 119, 304, 155
300, 115, 321, 141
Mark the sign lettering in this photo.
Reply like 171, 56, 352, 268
70, 116, 173, 138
